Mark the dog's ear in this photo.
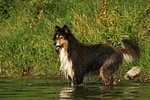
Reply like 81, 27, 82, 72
55, 26, 60, 33
63, 25, 70, 34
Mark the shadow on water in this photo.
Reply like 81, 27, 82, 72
0, 77, 150, 100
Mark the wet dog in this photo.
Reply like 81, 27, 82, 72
53, 25, 140, 86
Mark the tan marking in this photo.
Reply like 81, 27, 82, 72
99, 68, 115, 85
56, 35, 59, 38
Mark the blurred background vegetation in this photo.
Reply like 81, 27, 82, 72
0, 0, 150, 78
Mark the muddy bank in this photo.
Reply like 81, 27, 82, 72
1, 71, 150, 84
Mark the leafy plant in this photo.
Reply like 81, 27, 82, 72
0, 0, 149, 77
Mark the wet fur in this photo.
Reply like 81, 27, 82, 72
53, 25, 140, 86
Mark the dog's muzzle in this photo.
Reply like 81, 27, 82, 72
54, 42, 63, 51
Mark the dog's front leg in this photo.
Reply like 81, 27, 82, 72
72, 75, 84, 86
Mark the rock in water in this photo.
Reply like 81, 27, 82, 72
124, 66, 141, 80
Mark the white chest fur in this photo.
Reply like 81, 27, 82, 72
59, 48, 74, 80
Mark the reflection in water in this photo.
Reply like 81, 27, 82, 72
59, 83, 140, 100
0, 78, 149, 100
59, 87, 74, 100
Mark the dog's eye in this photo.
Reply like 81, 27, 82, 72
59, 36, 64, 39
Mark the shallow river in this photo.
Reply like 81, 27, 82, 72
0, 77, 150, 100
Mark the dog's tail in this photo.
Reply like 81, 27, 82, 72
119, 39, 140, 62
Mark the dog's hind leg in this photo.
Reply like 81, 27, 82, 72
100, 62, 119, 85
100, 68, 115, 85
100, 55, 123, 85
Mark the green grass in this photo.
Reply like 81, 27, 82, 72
0, 0, 150, 78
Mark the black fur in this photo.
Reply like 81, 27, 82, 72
53, 25, 140, 86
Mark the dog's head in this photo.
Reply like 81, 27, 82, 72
53, 25, 70, 52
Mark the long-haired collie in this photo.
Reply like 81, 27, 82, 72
53, 25, 140, 86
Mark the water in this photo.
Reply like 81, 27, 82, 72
0, 77, 150, 100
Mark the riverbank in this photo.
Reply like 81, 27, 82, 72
0, 0, 150, 77
1, 69, 150, 84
